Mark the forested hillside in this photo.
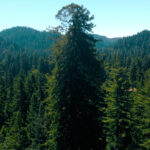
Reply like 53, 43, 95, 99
0, 26, 119, 52
0, 3, 150, 150
0, 37, 24, 61
0, 27, 54, 55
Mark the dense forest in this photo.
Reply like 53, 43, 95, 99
0, 3, 150, 150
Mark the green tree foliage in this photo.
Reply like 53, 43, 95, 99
131, 69, 150, 149
26, 71, 48, 149
2, 111, 28, 150
0, 27, 54, 55
27, 95, 46, 150
1, 3, 150, 150
0, 54, 50, 149
104, 68, 133, 150
0, 71, 6, 128
47, 3, 106, 150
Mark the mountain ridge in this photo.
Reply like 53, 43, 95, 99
0, 26, 120, 50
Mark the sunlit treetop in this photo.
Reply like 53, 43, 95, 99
55, 3, 95, 34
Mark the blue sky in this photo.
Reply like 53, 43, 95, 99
0, 0, 150, 38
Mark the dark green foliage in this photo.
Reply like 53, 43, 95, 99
104, 68, 133, 150
94, 34, 119, 49
47, 3, 106, 150
0, 26, 118, 56
0, 3, 150, 150
0, 36, 24, 61
0, 53, 50, 149
0, 27, 53, 54
130, 69, 150, 150
0, 71, 6, 127
27, 95, 46, 150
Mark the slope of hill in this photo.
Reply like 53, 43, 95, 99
1, 27, 150, 60
0, 27, 119, 53
114, 30, 150, 57
99, 30, 150, 69
94, 34, 119, 48
0, 36, 24, 60
0, 27, 54, 54
1, 27, 150, 59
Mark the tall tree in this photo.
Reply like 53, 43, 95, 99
47, 3, 106, 150
0, 72, 6, 128
131, 69, 150, 149
104, 68, 133, 150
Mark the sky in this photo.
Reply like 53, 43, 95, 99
0, 0, 150, 38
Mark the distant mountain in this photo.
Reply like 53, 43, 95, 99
0, 36, 23, 60
0, 27, 54, 54
114, 30, 150, 57
93, 34, 120, 49
2, 27, 150, 60
0, 27, 119, 53
99, 30, 150, 68
0, 27, 150, 60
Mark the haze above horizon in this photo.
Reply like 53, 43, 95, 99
0, 0, 150, 38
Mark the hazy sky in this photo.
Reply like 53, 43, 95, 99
0, 0, 150, 38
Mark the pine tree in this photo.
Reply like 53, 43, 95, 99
27, 94, 46, 150
47, 3, 106, 150
0, 72, 6, 128
13, 73, 28, 120
131, 69, 150, 149
104, 68, 133, 150
25, 70, 47, 149
2, 73, 29, 149
2, 111, 28, 150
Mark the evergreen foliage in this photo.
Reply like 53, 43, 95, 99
47, 3, 106, 150
0, 3, 150, 150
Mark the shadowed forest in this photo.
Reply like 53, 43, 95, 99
1, 3, 150, 150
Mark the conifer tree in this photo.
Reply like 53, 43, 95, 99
104, 68, 133, 150
47, 3, 106, 150
0, 73, 6, 128
132, 69, 150, 149
25, 71, 47, 149
2, 111, 28, 150
13, 74, 28, 121
27, 94, 46, 150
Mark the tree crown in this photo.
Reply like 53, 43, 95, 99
56, 3, 95, 34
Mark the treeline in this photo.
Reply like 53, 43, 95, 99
0, 3, 150, 150
100, 27, 150, 149
0, 53, 52, 149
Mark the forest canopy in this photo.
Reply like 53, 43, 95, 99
0, 3, 150, 150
